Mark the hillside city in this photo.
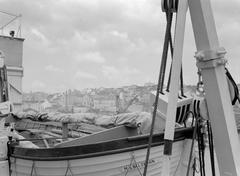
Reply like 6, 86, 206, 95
22, 83, 199, 115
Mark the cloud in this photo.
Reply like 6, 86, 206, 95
75, 52, 106, 63
74, 71, 97, 79
102, 65, 119, 79
102, 65, 141, 86
45, 65, 64, 73
102, 65, 139, 79
1, 0, 240, 92
31, 80, 46, 91
48, 84, 67, 93
110, 30, 128, 40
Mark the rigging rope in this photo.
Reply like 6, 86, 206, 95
186, 112, 197, 176
159, 2, 174, 93
166, 31, 185, 97
207, 120, 216, 176
142, 0, 174, 175
165, 11, 185, 97
186, 115, 216, 176
143, 0, 188, 174
225, 68, 240, 105
197, 119, 206, 176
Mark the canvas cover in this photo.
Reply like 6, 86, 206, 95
13, 111, 166, 134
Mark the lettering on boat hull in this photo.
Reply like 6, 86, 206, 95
122, 152, 156, 174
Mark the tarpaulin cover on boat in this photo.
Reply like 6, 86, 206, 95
12, 111, 166, 134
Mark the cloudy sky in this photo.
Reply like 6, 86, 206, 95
0, 0, 239, 92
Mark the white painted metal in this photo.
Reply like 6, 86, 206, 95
188, 0, 240, 175
151, 91, 192, 120
163, 0, 188, 142
10, 140, 187, 176
162, 0, 188, 175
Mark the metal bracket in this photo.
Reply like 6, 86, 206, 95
195, 47, 226, 61
196, 58, 227, 69
195, 47, 227, 69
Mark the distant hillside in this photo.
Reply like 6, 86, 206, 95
23, 92, 48, 102
23, 83, 240, 104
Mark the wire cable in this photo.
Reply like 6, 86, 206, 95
186, 113, 197, 176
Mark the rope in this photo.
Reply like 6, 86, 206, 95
159, 1, 174, 93
225, 68, 240, 105
165, 14, 185, 97
194, 119, 216, 176
142, 1, 174, 175
196, 121, 203, 176
64, 160, 73, 176
7, 142, 12, 176
30, 161, 38, 176
186, 112, 214, 176
186, 112, 197, 176
166, 12, 174, 92
197, 119, 206, 176
207, 120, 216, 176
180, 69, 185, 97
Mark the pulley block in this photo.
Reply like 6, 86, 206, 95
161, 0, 178, 12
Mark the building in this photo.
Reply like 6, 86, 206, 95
78, 94, 93, 108
40, 100, 52, 111
22, 99, 43, 112
93, 95, 116, 112
0, 35, 24, 112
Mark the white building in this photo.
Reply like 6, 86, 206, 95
93, 96, 116, 112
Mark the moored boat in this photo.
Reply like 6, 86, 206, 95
8, 127, 193, 176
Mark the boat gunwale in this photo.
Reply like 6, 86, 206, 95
9, 127, 193, 161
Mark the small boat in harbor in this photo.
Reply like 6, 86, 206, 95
8, 126, 193, 176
